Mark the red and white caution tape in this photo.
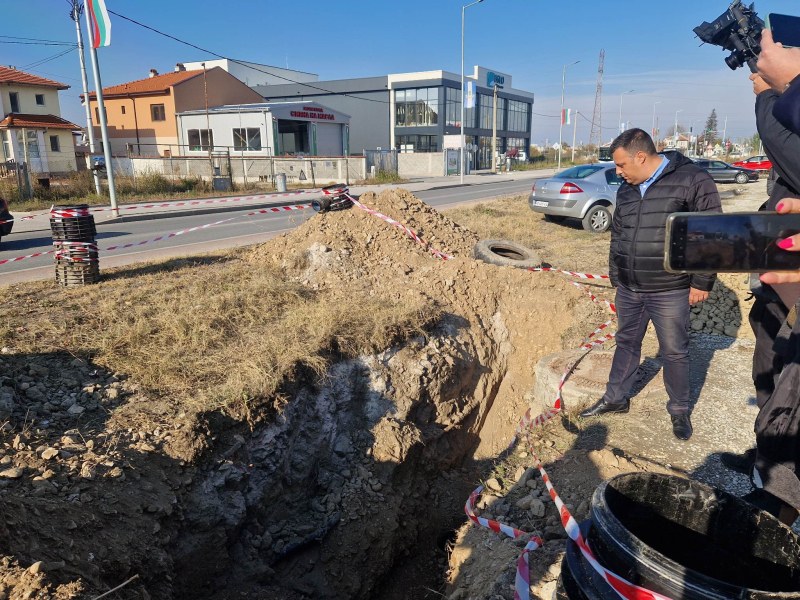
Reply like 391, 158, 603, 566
103, 203, 309, 252
531, 266, 609, 280
0, 202, 310, 267
464, 486, 544, 600
345, 193, 454, 261
0, 249, 57, 266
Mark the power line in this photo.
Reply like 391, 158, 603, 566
21, 47, 76, 71
106, 9, 391, 105
0, 39, 77, 47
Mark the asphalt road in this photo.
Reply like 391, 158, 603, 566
0, 178, 536, 285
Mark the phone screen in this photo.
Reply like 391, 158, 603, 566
767, 13, 800, 49
665, 212, 800, 273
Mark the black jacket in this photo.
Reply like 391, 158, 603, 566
774, 74, 800, 136
757, 89, 800, 198
609, 151, 721, 292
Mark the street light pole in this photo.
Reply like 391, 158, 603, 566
460, 0, 484, 184
674, 109, 683, 149
557, 60, 579, 170
618, 89, 634, 134
651, 100, 662, 142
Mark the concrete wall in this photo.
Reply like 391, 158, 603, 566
398, 152, 444, 177
125, 155, 366, 185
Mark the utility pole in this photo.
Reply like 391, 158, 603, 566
83, 3, 118, 214
70, 0, 102, 195
589, 50, 604, 151
571, 111, 579, 163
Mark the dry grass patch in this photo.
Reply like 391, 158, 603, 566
0, 253, 438, 414
445, 195, 611, 275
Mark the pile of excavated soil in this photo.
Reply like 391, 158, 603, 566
0, 188, 616, 600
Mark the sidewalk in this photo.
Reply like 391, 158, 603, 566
12, 168, 555, 235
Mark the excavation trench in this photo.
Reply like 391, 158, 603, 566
0, 189, 608, 599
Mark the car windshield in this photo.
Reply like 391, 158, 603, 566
554, 165, 603, 179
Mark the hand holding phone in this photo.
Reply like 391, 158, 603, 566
665, 211, 800, 273
757, 28, 800, 91
760, 198, 800, 287
766, 14, 800, 49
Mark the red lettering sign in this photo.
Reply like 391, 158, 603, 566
290, 110, 336, 121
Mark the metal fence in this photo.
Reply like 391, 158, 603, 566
364, 149, 398, 175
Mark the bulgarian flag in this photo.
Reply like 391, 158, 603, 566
561, 108, 571, 126
85, 0, 111, 48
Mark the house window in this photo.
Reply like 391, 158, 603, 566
50, 135, 61, 152
233, 128, 262, 151
187, 129, 213, 151
94, 106, 106, 123
150, 104, 166, 121
17, 130, 39, 158
35, 94, 45, 106
9, 92, 19, 113
121, 105, 126, 115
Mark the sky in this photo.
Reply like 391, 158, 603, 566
4, 0, 799, 148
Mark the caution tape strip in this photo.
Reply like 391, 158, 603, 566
0, 202, 310, 266
344, 193, 454, 261
0, 190, 320, 227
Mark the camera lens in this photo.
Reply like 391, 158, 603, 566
724, 52, 743, 70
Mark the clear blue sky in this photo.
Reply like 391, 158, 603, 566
5, 0, 799, 147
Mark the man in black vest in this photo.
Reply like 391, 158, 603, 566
580, 129, 721, 441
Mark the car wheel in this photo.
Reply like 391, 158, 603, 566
735, 172, 749, 185
473, 239, 541, 269
543, 214, 567, 223
581, 205, 612, 233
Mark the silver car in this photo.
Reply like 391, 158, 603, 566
528, 163, 622, 233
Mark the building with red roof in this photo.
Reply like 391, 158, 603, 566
0, 65, 81, 174
83, 64, 263, 156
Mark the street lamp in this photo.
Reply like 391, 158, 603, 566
674, 109, 683, 149
618, 89, 634, 134
557, 60, 579, 170
461, 0, 484, 184
651, 100, 662, 142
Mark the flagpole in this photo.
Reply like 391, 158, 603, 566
83, 0, 118, 215
70, 1, 102, 196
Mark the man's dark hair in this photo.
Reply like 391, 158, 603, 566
610, 128, 657, 156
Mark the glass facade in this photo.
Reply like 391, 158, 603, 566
393, 81, 531, 160
395, 87, 439, 127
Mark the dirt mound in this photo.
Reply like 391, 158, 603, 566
0, 188, 614, 599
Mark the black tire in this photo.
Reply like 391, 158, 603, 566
735, 171, 749, 185
581, 205, 612, 233
543, 214, 567, 223
767, 168, 777, 196
473, 239, 541, 269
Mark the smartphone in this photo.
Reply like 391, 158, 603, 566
664, 212, 800, 273
766, 13, 800, 49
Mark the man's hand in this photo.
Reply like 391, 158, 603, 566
750, 72, 771, 95
757, 29, 800, 92
689, 287, 709, 305
760, 197, 800, 285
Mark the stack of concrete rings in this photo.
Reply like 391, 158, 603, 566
50, 205, 100, 286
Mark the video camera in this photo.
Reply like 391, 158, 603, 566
311, 184, 354, 213
693, 0, 764, 72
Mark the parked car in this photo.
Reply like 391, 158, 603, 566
732, 155, 772, 172
528, 163, 622, 233
0, 196, 12, 242
692, 159, 759, 184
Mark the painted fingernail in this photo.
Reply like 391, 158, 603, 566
777, 237, 794, 249
777, 202, 785, 212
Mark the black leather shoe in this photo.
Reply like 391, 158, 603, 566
671, 414, 693, 441
579, 398, 630, 418
720, 448, 756, 474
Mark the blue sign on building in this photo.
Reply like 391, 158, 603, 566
487, 72, 505, 88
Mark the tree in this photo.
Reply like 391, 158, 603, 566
702, 109, 718, 148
